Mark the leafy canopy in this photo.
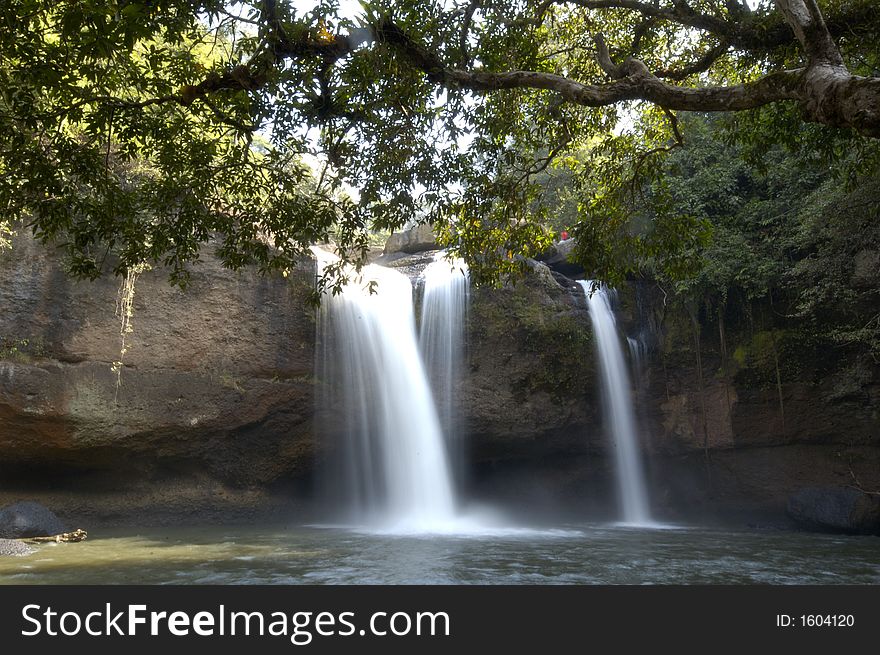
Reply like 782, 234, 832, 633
1, 0, 879, 289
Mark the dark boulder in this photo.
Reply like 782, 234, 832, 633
0, 501, 66, 538
536, 238, 584, 278
786, 486, 880, 535
0, 538, 36, 557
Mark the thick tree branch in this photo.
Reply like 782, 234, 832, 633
376, 15, 880, 136
773, 0, 880, 136
595, 32, 619, 78
535, 0, 774, 50
535, 0, 879, 54
87, 5, 880, 138
595, 33, 650, 79
377, 19, 801, 112
654, 42, 730, 81
535, 0, 730, 37
458, 0, 481, 67
775, 0, 843, 66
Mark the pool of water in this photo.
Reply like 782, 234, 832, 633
2, 523, 878, 584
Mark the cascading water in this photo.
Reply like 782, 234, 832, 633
626, 336, 648, 384
419, 254, 469, 485
314, 248, 456, 531
579, 280, 653, 526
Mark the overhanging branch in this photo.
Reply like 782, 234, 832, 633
654, 42, 730, 81
78, 6, 880, 139
376, 19, 801, 113
535, 0, 880, 54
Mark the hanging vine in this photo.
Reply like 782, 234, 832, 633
111, 263, 149, 401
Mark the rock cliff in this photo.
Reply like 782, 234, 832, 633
0, 233, 316, 522
1, 233, 878, 529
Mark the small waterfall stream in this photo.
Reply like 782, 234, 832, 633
419, 254, 469, 486
579, 281, 653, 526
314, 249, 456, 531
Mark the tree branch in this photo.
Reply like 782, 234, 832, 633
629, 18, 654, 56
201, 97, 257, 132
535, 0, 751, 46
377, 19, 801, 113
653, 42, 730, 81
459, 0, 481, 67
80, 6, 879, 139
377, 16, 880, 136
774, 0, 843, 66
595, 33, 620, 78
514, 129, 573, 187
630, 108, 683, 195
535, 0, 880, 54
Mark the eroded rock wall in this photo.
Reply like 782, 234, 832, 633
0, 234, 316, 522
2, 234, 878, 527
616, 282, 880, 522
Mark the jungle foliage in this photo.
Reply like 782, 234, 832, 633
1, 1, 879, 291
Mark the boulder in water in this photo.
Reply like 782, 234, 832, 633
786, 486, 880, 534
0, 501, 67, 538
0, 538, 36, 557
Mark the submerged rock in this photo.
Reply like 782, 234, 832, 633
0, 501, 66, 538
786, 486, 880, 535
0, 538, 35, 557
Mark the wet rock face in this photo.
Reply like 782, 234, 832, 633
2, 233, 879, 528
852, 249, 880, 289
0, 238, 589, 521
0, 233, 317, 516
462, 264, 598, 459
786, 487, 880, 535
0, 501, 66, 538
617, 282, 880, 524
535, 238, 584, 279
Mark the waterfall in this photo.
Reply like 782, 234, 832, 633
314, 249, 456, 531
626, 336, 648, 384
419, 254, 469, 486
579, 281, 652, 525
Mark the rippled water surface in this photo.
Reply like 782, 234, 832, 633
2, 523, 878, 584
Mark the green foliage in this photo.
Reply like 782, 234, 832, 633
0, 1, 339, 286
0, 337, 46, 363
635, 113, 880, 358
0, 218, 11, 251
0, 1, 878, 292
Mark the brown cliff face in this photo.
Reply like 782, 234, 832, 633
1, 235, 878, 528
615, 282, 880, 523
0, 233, 317, 522
458, 273, 880, 525
459, 265, 613, 514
